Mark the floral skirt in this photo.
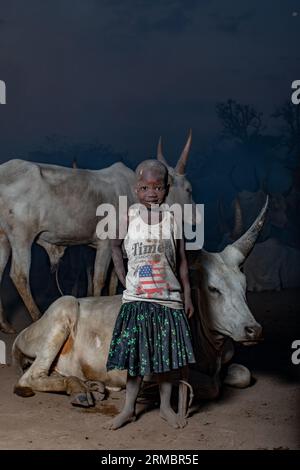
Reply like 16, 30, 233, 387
106, 301, 196, 377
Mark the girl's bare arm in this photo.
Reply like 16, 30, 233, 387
178, 237, 194, 318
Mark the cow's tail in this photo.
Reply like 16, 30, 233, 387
55, 264, 65, 296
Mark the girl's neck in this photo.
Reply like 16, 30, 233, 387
140, 204, 165, 225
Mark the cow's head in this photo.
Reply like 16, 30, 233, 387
190, 197, 268, 346
157, 130, 196, 223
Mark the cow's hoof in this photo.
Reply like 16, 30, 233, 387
91, 391, 106, 402
14, 385, 35, 397
0, 321, 16, 334
85, 380, 105, 394
70, 392, 94, 407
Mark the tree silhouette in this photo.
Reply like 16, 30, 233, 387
216, 99, 265, 144
272, 101, 300, 157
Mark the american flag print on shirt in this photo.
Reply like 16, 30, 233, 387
137, 262, 169, 297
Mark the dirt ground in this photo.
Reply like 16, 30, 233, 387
0, 289, 299, 450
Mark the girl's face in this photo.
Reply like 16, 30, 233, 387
135, 170, 168, 208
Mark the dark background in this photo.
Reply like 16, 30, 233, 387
0, 0, 299, 289
0, 1, 298, 172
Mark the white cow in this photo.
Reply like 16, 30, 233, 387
0, 131, 195, 333
12, 198, 268, 406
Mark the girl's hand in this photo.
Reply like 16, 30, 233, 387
184, 297, 194, 319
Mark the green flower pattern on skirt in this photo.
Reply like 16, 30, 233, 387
106, 301, 196, 376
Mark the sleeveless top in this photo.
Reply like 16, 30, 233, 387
122, 204, 184, 309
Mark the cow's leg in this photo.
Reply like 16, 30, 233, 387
84, 248, 95, 297
14, 297, 75, 393
93, 241, 112, 296
86, 264, 94, 296
9, 239, 40, 322
84, 380, 106, 402
14, 296, 94, 406
15, 368, 94, 407
0, 230, 14, 333
108, 267, 119, 296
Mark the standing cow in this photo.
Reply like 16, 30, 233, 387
12, 198, 268, 407
0, 131, 195, 333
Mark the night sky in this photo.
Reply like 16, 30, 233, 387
0, 1, 299, 179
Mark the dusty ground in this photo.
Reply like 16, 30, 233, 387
0, 289, 299, 450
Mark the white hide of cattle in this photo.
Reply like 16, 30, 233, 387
0, 160, 135, 333
12, 198, 268, 406
0, 131, 195, 333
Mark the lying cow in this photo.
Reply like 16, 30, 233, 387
12, 198, 268, 409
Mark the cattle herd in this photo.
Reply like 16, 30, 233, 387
0, 131, 297, 411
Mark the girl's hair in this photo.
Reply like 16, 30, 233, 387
135, 160, 168, 186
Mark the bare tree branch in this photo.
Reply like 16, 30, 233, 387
216, 99, 265, 144
272, 101, 300, 156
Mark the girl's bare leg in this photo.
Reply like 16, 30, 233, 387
158, 372, 187, 429
108, 374, 142, 430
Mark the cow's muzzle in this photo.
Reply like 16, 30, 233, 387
242, 324, 263, 345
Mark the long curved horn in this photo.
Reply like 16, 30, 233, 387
231, 195, 269, 259
175, 129, 192, 175
231, 197, 243, 240
157, 136, 168, 165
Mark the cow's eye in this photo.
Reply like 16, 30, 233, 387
208, 286, 220, 294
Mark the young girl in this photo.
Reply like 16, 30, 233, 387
106, 159, 196, 430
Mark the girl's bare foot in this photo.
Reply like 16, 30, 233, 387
159, 406, 187, 428
106, 411, 136, 430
